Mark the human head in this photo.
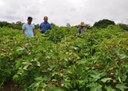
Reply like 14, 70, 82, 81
44, 16, 48, 22
27, 17, 33, 24
80, 22, 85, 28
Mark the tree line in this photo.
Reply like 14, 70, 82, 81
0, 19, 128, 31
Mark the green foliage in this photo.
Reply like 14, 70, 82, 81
118, 23, 128, 31
93, 19, 115, 28
0, 21, 39, 30
45, 26, 77, 43
0, 25, 128, 91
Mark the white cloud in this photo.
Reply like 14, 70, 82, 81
0, 0, 128, 25
0, 0, 4, 6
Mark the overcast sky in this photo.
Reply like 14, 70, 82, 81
0, 0, 128, 26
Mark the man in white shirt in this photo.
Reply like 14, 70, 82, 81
22, 17, 35, 37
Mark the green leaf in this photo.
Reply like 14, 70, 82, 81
36, 61, 41, 67
105, 86, 116, 91
90, 74, 102, 82
116, 50, 127, 59
90, 83, 102, 91
101, 78, 112, 83
116, 84, 128, 91
87, 83, 102, 91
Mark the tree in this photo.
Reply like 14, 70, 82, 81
0, 21, 10, 27
118, 23, 128, 31
93, 19, 115, 28
66, 23, 71, 28
0, 21, 23, 30
85, 24, 91, 29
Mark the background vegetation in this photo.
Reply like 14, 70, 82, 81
0, 19, 128, 91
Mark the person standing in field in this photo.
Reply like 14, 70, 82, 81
78, 22, 86, 33
22, 17, 35, 37
40, 16, 52, 33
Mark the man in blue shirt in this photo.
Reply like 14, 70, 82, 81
40, 16, 52, 33
22, 17, 35, 37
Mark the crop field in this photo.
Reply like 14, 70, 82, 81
0, 25, 128, 91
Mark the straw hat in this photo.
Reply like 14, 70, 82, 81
79, 22, 86, 27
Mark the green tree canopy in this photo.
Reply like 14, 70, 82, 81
93, 19, 115, 28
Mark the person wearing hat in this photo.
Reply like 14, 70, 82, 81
78, 22, 86, 33
22, 17, 35, 37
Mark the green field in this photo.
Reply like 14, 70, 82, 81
0, 25, 128, 91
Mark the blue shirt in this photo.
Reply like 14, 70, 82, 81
22, 23, 35, 37
40, 22, 51, 33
